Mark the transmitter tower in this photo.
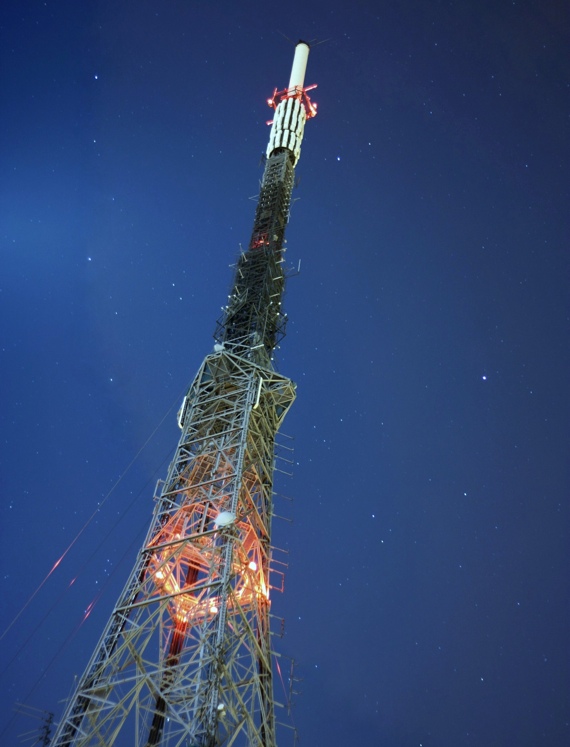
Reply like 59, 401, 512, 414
51, 41, 317, 747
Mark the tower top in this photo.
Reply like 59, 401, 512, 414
267, 41, 317, 120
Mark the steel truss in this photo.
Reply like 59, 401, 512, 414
216, 149, 295, 368
53, 351, 295, 747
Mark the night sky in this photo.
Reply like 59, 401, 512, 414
1, 2, 569, 745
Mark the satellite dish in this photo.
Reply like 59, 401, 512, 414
215, 511, 236, 527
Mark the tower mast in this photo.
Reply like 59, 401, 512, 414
51, 41, 317, 747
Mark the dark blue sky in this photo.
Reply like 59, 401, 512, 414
1, 1, 569, 745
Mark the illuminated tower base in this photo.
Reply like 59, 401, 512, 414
55, 352, 294, 746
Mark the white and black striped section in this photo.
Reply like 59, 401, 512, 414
266, 96, 306, 165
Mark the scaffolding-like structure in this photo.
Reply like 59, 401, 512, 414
50, 41, 317, 747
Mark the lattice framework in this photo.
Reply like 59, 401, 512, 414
53, 352, 295, 747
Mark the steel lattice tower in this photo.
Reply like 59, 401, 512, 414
50, 42, 317, 747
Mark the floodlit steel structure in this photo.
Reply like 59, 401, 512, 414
51, 41, 317, 747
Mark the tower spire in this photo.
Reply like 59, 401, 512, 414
50, 42, 317, 747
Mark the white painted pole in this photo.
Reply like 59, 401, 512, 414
288, 41, 310, 92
